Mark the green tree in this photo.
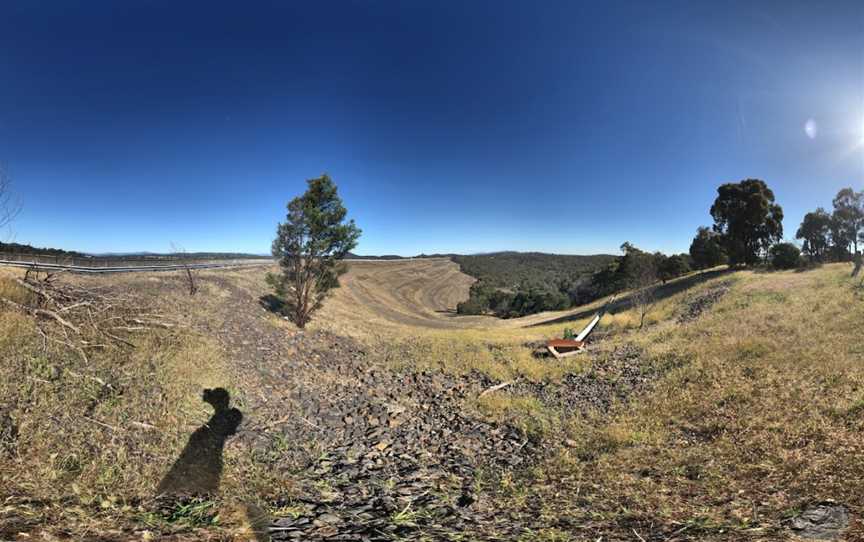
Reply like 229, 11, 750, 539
659, 254, 691, 282
770, 242, 800, 269
828, 214, 852, 262
831, 187, 863, 256
268, 174, 361, 328
710, 179, 783, 265
689, 226, 727, 269
795, 208, 832, 262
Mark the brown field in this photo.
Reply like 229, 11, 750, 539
317, 257, 623, 335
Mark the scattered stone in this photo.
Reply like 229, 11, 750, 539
514, 344, 660, 415
677, 280, 732, 323
791, 502, 850, 540
179, 274, 673, 540
0, 406, 17, 454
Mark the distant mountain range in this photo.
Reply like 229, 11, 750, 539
2, 243, 610, 262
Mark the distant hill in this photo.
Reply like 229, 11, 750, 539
452, 251, 617, 318
452, 252, 616, 289
346, 253, 408, 260
0, 242, 84, 257
0, 243, 270, 260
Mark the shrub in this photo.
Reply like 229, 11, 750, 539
659, 254, 691, 282
456, 297, 486, 315
770, 242, 801, 269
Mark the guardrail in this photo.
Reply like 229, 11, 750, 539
0, 254, 274, 274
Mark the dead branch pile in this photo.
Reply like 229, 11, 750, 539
2, 267, 174, 361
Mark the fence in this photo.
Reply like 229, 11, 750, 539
0, 252, 274, 273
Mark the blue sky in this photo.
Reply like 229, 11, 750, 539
1, 0, 862, 256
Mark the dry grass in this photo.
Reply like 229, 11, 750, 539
2, 259, 861, 540
322, 260, 864, 539
479, 263, 864, 540
0, 268, 284, 540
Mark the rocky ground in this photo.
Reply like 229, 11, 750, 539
676, 280, 732, 324
142, 271, 728, 540
5, 266, 856, 541
171, 273, 690, 540
515, 343, 684, 416
181, 274, 539, 539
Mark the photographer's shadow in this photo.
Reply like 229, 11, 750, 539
157, 387, 243, 496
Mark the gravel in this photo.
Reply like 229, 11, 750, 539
153, 273, 680, 540
677, 280, 732, 324
790, 502, 850, 540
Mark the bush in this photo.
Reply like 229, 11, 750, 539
659, 254, 691, 282
456, 297, 486, 315
770, 242, 801, 269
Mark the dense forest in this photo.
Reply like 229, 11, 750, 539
454, 249, 698, 318
453, 252, 615, 317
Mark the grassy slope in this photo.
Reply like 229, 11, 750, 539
346, 263, 864, 539
0, 269, 276, 540
2, 263, 862, 540
478, 264, 864, 540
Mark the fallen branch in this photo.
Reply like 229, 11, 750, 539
111, 326, 147, 332
479, 381, 513, 398
0, 296, 80, 334
128, 318, 174, 328
13, 277, 54, 302
82, 415, 119, 433
4, 273, 169, 354
101, 329, 136, 348
130, 421, 159, 431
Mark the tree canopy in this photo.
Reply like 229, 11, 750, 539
796, 208, 832, 262
796, 187, 864, 263
709, 179, 783, 265
770, 242, 800, 269
659, 254, 691, 282
689, 226, 727, 269
831, 187, 863, 256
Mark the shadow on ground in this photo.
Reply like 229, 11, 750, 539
157, 388, 243, 496
527, 268, 735, 328
259, 294, 285, 315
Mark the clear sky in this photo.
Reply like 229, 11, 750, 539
1, 1, 863, 256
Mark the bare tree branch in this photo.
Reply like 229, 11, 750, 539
171, 242, 198, 296
0, 167, 22, 237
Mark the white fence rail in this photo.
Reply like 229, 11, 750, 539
0, 253, 274, 274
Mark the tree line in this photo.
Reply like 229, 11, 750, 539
453, 253, 615, 318
455, 248, 696, 318
0, 242, 82, 257
580, 243, 692, 303
796, 187, 863, 263
686, 180, 863, 270
687, 179, 785, 268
